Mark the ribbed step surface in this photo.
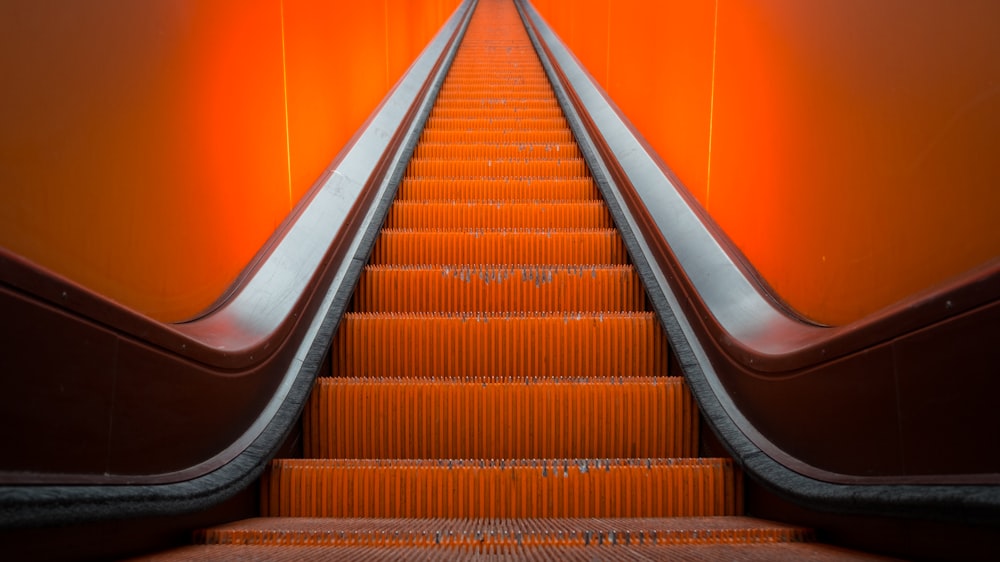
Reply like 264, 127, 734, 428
422, 118, 570, 133
397, 178, 600, 201
304, 377, 695, 459
429, 107, 566, 120
384, 201, 610, 229
386, 201, 614, 229
351, 266, 645, 312
370, 229, 628, 265
419, 128, 574, 144
330, 313, 669, 378
407, 158, 587, 178
262, 459, 738, 518
431, 98, 560, 110
437, 86, 557, 97
413, 142, 581, 160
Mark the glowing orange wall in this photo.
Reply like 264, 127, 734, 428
0, 0, 460, 322
533, 0, 1000, 325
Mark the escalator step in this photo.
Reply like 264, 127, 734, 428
406, 158, 587, 179
423, 117, 568, 132
384, 201, 612, 229
442, 71, 551, 82
330, 312, 668, 378
369, 229, 628, 265
413, 142, 581, 160
350, 265, 644, 312
419, 128, 574, 144
437, 86, 555, 97
261, 458, 739, 518
429, 107, 565, 120
396, 178, 600, 201
303, 377, 695, 459
432, 98, 560, 110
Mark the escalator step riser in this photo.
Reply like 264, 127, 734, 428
429, 107, 565, 120
441, 73, 548, 81
406, 158, 587, 179
443, 69, 549, 78
397, 178, 600, 201
437, 86, 555, 97
419, 129, 575, 144
447, 62, 543, 68
432, 98, 560, 111
350, 265, 644, 313
261, 458, 738, 518
423, 117, 569, 131
369, 229, 629, 265
384, 201, 612, 229
303, 377, 696, 459
413, 142, 581, 160
330, 313, 669, 378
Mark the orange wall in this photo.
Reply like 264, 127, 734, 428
533, 0, 1000, 325
0, 0, 459, 322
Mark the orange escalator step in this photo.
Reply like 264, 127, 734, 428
429, 107, 564, 120
261, 458, 739, 518
413, 142, 581, 160
405, 158, 587, 179
433, 98, 560, 111
383, 201, 612, 229
423, 117, 567, 132
437, 85, 554, 97
350, 265, 644, 313
329, 312, 669, 378
303, 377, 696, 460
369, 229, 629, 265
419, 128, 574, 144
444, 69, 549, 79
396, 178, 601, 201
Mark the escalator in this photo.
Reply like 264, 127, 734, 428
135, 1, 889, 559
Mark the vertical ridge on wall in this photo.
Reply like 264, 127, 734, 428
0, 0, 461, 322
279, 0, 294, 212
530, 0, 1000, 325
